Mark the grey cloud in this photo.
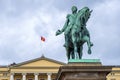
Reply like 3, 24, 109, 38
53, 0, 105, 11
0, 0, 120, 65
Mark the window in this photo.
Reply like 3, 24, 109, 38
111, 73, 115, 75
3, 73, 7, 77
111, 79, 116, 80
28, 79, 33, 80
16, 79, 21, 80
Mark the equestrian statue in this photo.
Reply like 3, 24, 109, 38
56, 6, 93, 60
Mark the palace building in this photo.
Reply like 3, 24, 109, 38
0, 56, 65, 80
0, 56, 120, 80
107, 66, 120, 80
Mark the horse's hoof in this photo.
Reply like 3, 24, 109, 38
88, 50, 91, 54
90, 42, 93, 46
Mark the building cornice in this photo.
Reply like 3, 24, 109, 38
10, 56, 66, 67
10, 66, 61, 69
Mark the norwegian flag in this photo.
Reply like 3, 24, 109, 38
41, 36, 45, 42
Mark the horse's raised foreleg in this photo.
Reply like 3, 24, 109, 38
86, 37, 93, 54
83, 36, 92, 54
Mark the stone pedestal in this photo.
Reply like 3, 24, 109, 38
56, 61, 113, 80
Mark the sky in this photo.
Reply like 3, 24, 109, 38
0, 0, 120, 65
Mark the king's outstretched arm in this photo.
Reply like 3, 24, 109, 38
61, 18, 69, 32
56, 17, 69, 36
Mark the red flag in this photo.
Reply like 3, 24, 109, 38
41, 36, 45, 42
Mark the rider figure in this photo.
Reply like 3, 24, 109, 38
56, 6, 78, 47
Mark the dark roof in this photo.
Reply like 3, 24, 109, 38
10, 55, 66, 67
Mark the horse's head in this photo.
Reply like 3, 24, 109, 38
78, 7, 92, 26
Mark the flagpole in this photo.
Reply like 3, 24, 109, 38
40, 36, 45, 56
41, 41, 44, 55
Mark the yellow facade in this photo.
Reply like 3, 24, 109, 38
0, 56, 120, 80
107, 67, 120, 80
0, 56, 65, 80
0, 67, 9, 80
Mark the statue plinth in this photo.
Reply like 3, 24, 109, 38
68, 59, 101, 63
56, 61, 113, 80
68, 59, 102, 66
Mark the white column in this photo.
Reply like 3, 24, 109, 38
10, 73, 14, 80
34, 73, 39, 80
22, 73, 26, 80
47, 73, 52, 80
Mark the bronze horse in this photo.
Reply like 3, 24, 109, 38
66, 7, 93, 60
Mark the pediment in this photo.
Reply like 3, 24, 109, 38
12, 56, 65, 67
